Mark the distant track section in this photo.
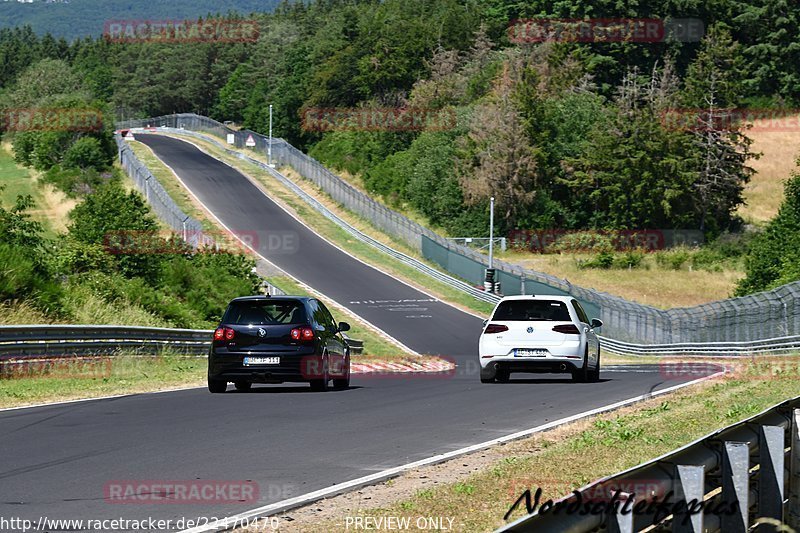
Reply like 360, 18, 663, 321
136, 134, 484, 358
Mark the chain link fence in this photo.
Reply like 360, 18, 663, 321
116, 132, 285, 295
116, 115, 800, 344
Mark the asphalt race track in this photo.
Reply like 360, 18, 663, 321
0, 135, 721, 531
139, 133, 481, 357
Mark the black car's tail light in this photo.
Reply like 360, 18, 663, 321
214, 327, 235, 341
552, 324, 580, 335
483, 324, 509, 334
291, 326, 315, 341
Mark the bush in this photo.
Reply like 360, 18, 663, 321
0, 242, 62, 312
68, 178, 163, 282
655, 248, 691, 270
736, 171, 800, 295
41, 166, 111, 197
613, 250, 646, 269
551, 231, 615, 254
63, 136, 111, 170
578, 250, 614, 269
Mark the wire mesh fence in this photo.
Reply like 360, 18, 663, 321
115, 132, 285, 295
116, 115, 800, 344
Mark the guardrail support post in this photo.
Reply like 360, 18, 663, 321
674, 464, 705, 532
788, 409, 800, 528
608, 492, 633, 533
757, 425, 785, 529
722, 441, 750, 533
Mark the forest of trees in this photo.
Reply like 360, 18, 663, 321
1, 0, 799, 295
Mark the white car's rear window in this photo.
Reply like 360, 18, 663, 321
492, 300, 571, 321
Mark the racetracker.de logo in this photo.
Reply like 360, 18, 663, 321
301, 107, 457, 132
661, 108, 800, 132
103, 19, 260, 43
1, 108, 103, 132
508, 18, 704, 43
104, 480, 259, 504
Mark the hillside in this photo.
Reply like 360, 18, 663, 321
0, 0, 283, 39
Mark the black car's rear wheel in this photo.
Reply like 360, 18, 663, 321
234, 381, 252, 391
332, 356, 350, 390
310, 355, 330, 392
208, 379, 227, 393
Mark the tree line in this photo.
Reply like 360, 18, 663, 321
1, 0, 799, 296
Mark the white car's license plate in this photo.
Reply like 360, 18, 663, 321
515, 349, 548, 357
243, 356, 280, 365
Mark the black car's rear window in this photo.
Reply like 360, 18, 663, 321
492, 300, 571, 321
223, 300, 307, 325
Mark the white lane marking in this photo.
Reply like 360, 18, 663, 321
154, 132, 487, 321
135, 136, 419, 357
179, 369, 725, 533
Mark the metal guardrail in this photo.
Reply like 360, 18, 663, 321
499, 396, 800, 532
600, 334, 800, 357
0, 325, 212, 357
0, 325, 364, 358
134, 127, 502, 305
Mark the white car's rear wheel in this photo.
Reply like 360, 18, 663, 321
572, 348, 589, 383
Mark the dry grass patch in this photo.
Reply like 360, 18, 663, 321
739, 116, 800, 223
497, 251, 743, 308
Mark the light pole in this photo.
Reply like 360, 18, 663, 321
268, 104, 275, 168
489, 196, 495, 269
485, 196, 496, 294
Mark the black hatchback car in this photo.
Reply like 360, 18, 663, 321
208, 295, 351, 393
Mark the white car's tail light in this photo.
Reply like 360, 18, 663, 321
552, 324, 580, 335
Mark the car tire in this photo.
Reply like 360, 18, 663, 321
310, 355, 330, 392
588, 350, 601, 382
333, 356, 350, 390
572, 349, 589, 383
495, 367, 511, 383
234, 381, 252, 391
480, 366, 495, 384
208, 379, 227, 393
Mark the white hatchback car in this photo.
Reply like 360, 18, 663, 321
478, 295, 602, 383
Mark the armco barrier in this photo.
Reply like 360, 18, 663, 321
116, 115, 800, 345
0, 325, 363, 358
498, 396, 800, 532
0, 325, 212, 357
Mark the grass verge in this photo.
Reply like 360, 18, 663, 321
0, 142, 75, 238
258, 357, 800, 532
159, 133, 494, 317
127, 140, 216, 232
0, 351, 206, 409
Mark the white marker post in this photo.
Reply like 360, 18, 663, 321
268, 104, 275, 168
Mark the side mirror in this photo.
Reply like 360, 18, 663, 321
482, 319, 488, 328
591, 318, 603, 329
338, 322, 351, 332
